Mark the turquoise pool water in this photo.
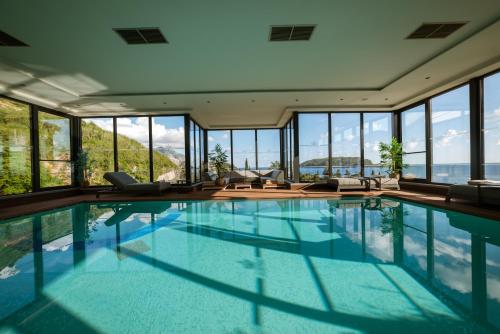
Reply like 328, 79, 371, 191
0, 197, 499, 333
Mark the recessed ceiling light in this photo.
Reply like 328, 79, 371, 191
425, 76, 431, 80
295, 99, 299, 102
251, 99, 255, 103
206, 100, 211, 104
384, 98, 389, 101
362, 98, 368, 101
340, 98, 344, 101
163, 102, 167, 105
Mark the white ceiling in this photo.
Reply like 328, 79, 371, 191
0, 0, 499, 128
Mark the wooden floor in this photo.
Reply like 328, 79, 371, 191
1, 187, 499, 221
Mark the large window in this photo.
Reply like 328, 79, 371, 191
299, 114, 329, 181
39, 111, 71, 187
257, 129, 280, 170
483, 72, 500, 180
116, 117, 150, 182
0, 98, 32, 195
363, 113, 392, 176
207, 130, 231, 171
431, 85, 470, 184
189, 120, 196, 182
199, 126, 204, 179
331, 113, 361, 177
81, 118, 114, 185
232, 130, 256, 171
151, 116, 185, 182
401, 105, 426, 179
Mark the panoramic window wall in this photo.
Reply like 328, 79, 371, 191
483, 72, 500, 180
116, 117, 150, 183
151, 116, 185, 182
431, 85, 470, 184
232, 130, 256, 171
331, 113, 361, 177
256, 129, 280, 170
401, 105, 426, 179
289, 121, 294, 179
363, 113, 392, 176
81, 118, 114, 185
0, 97, 32, 195
298, 114, 329, 181
283, 125, 288, 178
38, 111, 72, 187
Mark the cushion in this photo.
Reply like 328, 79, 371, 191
329, 177, 363, 186
468, 179, 500, 185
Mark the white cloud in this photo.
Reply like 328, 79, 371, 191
208, 136, 214, 142
87, 118, 184, 150
494, 107, 500, 117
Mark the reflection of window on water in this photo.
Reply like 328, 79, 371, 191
486, 242, 500, 329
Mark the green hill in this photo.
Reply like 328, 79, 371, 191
82, 121, 180, 184
300, 157, 374, 167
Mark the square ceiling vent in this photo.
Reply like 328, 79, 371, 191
114, 28, 168, 44
0, 30, 28, 46
407, 22, 467, 39
269, 25, 315, 41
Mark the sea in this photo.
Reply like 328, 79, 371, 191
299, 163, 500, 184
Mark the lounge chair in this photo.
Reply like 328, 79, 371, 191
376, 177, 400, 190
96, 172, 170, 198
260, 170, 285, 185
446, 180, 500, 204
328, 177, 370, 192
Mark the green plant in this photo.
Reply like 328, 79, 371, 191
269, 160, 281, 169
378, 137, 407, 177
209, 144, 229, 179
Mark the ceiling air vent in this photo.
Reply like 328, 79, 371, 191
0, 30, 28, 46
407, 22, 467, 39
114, 28, 168, 44
269, 25, 315, 41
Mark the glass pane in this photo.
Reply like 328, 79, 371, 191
257, 129, 280, 170
199, 127, 204, 180
81, 118, 114, 185
402, 152, 426, 179
431, 85, 470, 184
283, 125, 288, 177
290, 121, 294, 179
363, 113, 392, 176
40, 161, 71, 187
151, 116, 185, 182
116, 117, 150, 182
232, 130, 256, 170
39, 112, 70, 161
299, 114, 329, 181
331, 113, 361, 177
484, 73, 500, 180
207, 130, 231, 172
401, 104, 426, 179
189, 121, 196, 182
0, 98, 32, 195
486, 242, 500, 329
39, 111, 71, 187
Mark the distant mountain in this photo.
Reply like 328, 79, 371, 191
300, 157, 374, 167
154, 146, 185, 162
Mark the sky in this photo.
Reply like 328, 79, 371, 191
85, 116, 185, 155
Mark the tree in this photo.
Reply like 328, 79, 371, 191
209, 144, 229, 179
244, 158, 249, 171
269, 160, 281, 169
378, 137, 407, 177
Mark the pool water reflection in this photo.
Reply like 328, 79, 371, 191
0, 198, 498, 333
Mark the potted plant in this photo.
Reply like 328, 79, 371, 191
74, 150, 91, 187
209, 144, 229, 186
378, 137, 407, 180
